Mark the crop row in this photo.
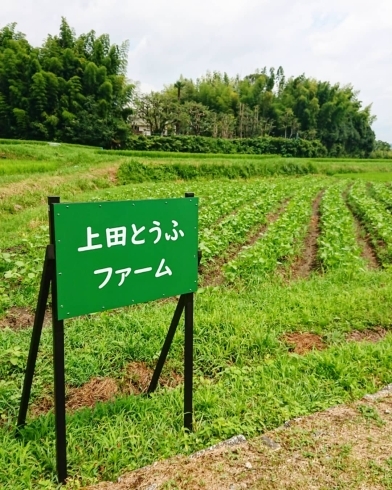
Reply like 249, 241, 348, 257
200, 183, 289, 264
318, 184, 364, 271
368, 182, 392, 212
348, 182, 392, 265
88, 179, 267, 230
199, 178, 322, 265
197, 181, 271, 229
224, 182, 325, 281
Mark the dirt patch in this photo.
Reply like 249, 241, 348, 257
344, 191, 381, 269
282, 332, 326, 355
0, 307, 34, 330
347, 327, 388, 343
31, 377, 119, 416
200, 200, 289, 287
31, 362, 182, 417
66, 377, 119, 411
289, 191, 323, 279
85, 390, 392, 490
120, 362, 154, 395
353, 216, 380, 269
30, 394, 55, 418
120, 361, 182, 395
0, 306, 51, 330
0, 306, 34, 330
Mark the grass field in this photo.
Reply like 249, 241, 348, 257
336, 172, 392, 182
1, 141, 392, 489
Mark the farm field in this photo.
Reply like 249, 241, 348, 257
1, 142, 392, 488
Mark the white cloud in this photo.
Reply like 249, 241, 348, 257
2, 0, 392, 141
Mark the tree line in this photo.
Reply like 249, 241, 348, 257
135, 70, 377, 157
0, 20, 382, 156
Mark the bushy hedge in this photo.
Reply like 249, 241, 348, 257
117, 159, 318, 183
124, 135, 327, 158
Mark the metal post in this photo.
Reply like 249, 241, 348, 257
48, 196, 67, 484
184, 192, 195, 432
17, 246, 53, 430
147, 295, 186, 394
184, 292, 194, 432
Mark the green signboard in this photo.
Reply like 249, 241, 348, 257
53, 197, 199, 319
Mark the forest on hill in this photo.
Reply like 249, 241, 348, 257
0, 19, 383, 156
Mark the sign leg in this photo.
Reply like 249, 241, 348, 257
17, 247, 53, 430
52, 315, 67, 484
184, 293, 194, 432
147, 295, 186, 394
48, 196, 67, 484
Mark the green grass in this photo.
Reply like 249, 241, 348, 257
2, 335, 391, 489
102, 149, 281, 159
0, 142, 120, 168
1, 273, 392, 488
336, 172, 392, 182
0, 160, 58, 176
1, 141, 392, 488
0, 138, 100, 149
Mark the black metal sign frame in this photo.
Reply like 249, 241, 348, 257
16, 194, 198, 485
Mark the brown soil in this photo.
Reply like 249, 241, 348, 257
30, 395, 54, 418
67, 378, 119, 411
0, 306, 51, 330
352, 216, 380, 269
120, 361, 183, 395
343, 189, 380, 269
282, 332, 326, 355
200, 200, 289, 287
31, 362, 182, 416
31, 378, 119, 416
85, 390, 392, 490
289, 191, 323, 279
120, 361, 154, 395
0, 307, 34, 330
347, 327, 388, 343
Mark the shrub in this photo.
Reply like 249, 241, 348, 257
124, 135, 327, 158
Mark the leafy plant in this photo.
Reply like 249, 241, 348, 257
348, 182, 392, 265
318, 184, 364, 271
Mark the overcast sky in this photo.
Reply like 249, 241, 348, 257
2, 0, 391, 141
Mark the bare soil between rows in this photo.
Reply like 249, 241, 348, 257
289, 191, 323, 279
352, 215, 380, 269
344, 192, 381, 269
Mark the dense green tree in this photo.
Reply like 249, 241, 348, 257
374, 140, 391, 151
0, 19, 134, 147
